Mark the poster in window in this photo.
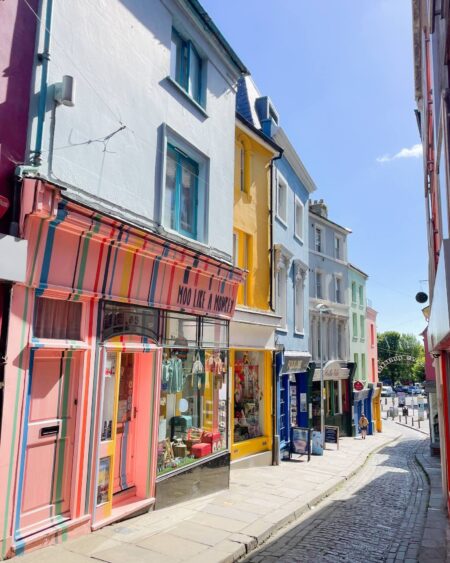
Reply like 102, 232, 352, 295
290, 427, 310, 460
97, 457, 110, 505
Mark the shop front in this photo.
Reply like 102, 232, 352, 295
311, 361, 355, 437
229, 309, 280, 467
275, 352, 314, 461
353, 387, 374, 437
0, 179, 243, 557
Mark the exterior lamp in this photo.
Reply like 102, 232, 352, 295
316, 303, 332, 447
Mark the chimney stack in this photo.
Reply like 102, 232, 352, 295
309, 199, 328, 218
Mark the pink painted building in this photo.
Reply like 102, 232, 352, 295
366, 306, 378, 383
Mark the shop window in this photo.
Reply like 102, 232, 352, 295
163, 311, 199, 348
170, 28, 203, 105
333, 381, 340, 414
34, 297, 82, 340
279, 375, 289, 443
102, 302, 159, 341
234, 351, 265, 443
157, 347, 228, 476
100, 353, 117, 442
201, 319, 228, 348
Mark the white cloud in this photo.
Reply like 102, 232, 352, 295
376, 143, 423, 163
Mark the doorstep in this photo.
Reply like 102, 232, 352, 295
230, 450, 272, 469
91, 497, 155, 531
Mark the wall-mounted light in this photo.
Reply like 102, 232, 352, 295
54, 75, 75, 107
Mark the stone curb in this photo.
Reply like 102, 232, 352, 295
228, 432, 403, 562
394, 420, 429, 436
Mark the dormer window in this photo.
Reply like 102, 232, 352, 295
170, 28, 203, 105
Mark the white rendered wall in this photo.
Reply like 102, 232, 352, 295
29, 0, 238, 260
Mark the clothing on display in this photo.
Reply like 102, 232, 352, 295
157, 348, 228, 476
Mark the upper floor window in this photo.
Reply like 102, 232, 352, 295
315, 227, 322, 253
294, 262, 306, 333
316, 271, 323, 299
352, 312, 358, 337
360, 315, 365, 340
335, 276, 342, 303
171, 28, 203, 105
234, 230, 251, 306
239, 142, 245, 192
294, 197, 304, 240
370, 323, 375, 346
351, 281, 357, 304
165, 143, 199, 240
277, 176, 287, 224
277, 267, 287, 329
334, 236, 342, 260
359, 285, 364, 306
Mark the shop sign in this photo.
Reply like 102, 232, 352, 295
324, 425, 339, 449
313, 360, 350, 382
353, 380, 364, 391
282, 354, 310, 374
290, 427, 311, 461
176, 284, 235, 315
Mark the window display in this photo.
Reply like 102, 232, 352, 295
157, 346, 228, 475
233, 351, 265, 443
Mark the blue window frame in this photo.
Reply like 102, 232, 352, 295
164, 144, 199, 240
171, 28, 203, 105
279, 374, 290, 444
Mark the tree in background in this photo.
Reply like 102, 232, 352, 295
377, 331, 424, 384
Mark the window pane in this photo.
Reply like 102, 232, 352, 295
34, 297, 82, 340
240, 146, 245, 192
315, 228, 321, 252
180, 157, 198, 237
170, 32, 180, 82
189, 44, 202, 103
201, 319, 228, 348
234, 351, 265, 442
295, 201, 303, 237
163, 312, 198, 347
165, 146, 177, 230
278, 182, 286, 222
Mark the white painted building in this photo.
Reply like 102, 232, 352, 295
27, 0, 247, 261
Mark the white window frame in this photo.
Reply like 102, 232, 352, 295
334, 275, 342, 304
276, 173, 288, 225
334, 235, 343, 260
294, 261, 306, 334
315, 227, 322, 253
316, 270, 323, 300
294, 196, 304, 242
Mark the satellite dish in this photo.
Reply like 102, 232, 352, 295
415, 292, 428, 304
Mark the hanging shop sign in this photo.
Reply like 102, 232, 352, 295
290, 427, 311, 460
353, 380, 364, 391
313, 360, 350, 382
324, 425, 339, 449
281, 353, 311, 374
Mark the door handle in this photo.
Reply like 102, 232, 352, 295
40, 425, 59, 437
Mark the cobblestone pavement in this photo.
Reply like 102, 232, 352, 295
244, 428, 429, 563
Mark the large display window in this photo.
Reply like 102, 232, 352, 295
157, 312, 229, 476
233, 351, 265, 443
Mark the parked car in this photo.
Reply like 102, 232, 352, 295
381, 385, 395, 397
407, 385, 421, 395
394, 385, 408, 393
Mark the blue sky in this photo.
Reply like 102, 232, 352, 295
202, 0, 427, 338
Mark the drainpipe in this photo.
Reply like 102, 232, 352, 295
269, 150, 283, 311
0, 283, 12, 440
31, 0, 54, 166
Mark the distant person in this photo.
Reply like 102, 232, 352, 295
359, 413, 369, 439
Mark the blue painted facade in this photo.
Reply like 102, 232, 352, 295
236, 76, 317, 459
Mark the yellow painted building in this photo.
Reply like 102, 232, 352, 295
229, 115, 281, 465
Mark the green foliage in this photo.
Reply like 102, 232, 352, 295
377, 331, 424, 384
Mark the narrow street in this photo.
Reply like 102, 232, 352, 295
245, 427, 430, 563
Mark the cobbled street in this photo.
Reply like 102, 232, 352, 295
244, 427, 429, 563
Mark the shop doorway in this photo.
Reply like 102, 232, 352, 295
94, 348, 158, 525
15, 350, 80, 539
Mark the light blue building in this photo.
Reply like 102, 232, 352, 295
236, 77, 317, 459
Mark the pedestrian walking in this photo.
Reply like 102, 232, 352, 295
359, 413, 369, 439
